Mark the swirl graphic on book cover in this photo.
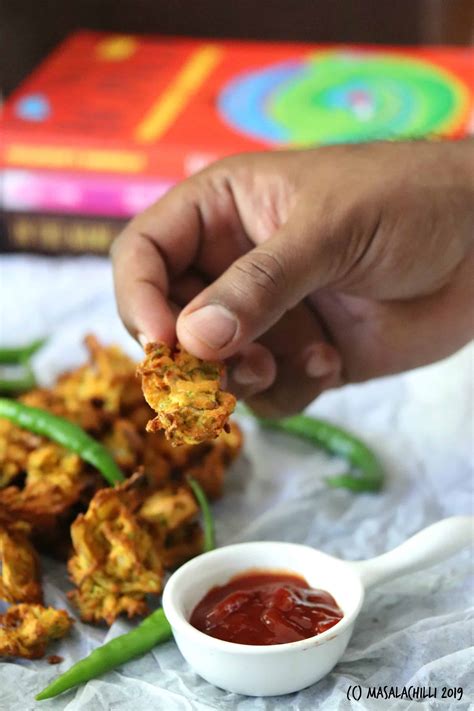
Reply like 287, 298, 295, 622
218, 51, 469, 145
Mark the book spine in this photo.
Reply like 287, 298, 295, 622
0, 211, 127, 255
1, 131, 221, 181
1, 169, 175, 219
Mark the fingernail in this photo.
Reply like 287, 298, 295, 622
137, 333, 148, 348
305, 344, 338, 378
232, 360, 262, 386
182, 304, 238, 350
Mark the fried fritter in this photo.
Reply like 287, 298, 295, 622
0, 443, 100, 558
23, 335, 142, 435
159, 521, 204, 570
20, 386, 105, 434
101, 418, 145, 473
185, 422, 243, 499
138, 343, 236, 446
125, 420, 242, 499
0, 488, 83, 560
68, 473, 164, 625
0, 604, 73, 659
138, 486, 199, 534
26, 444, 83, 490
144, 429, 205, 470
100, 419, 171, 488
0, 425, 95, 558
0, 516, 42, 603
56, 335, 142, 419
0, 418, 42, 488
140, 436, 173, 487
20, 388, 69, 417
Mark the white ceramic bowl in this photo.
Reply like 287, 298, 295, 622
162, 516, 472, 696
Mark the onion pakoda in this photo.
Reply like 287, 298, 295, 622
0, 515, 42, 603
67, 473, 164, 625
138, 343, 236, 446
0, 604, 73, 659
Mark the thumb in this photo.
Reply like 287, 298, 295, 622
176, 216, 340, 360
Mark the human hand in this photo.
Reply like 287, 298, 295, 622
111, 140, 474, 416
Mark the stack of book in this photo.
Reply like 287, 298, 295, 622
1, 32, 472, 254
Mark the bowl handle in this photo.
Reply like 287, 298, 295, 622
351, 516, 473, 590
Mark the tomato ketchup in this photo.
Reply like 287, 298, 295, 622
190, 570, 343, 645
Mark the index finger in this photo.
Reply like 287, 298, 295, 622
110, 181, 203, 344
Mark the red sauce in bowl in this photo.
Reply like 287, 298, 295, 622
190, 570, 344, 645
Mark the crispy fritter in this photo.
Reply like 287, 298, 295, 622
67, 473, 164, 625
138, 343, 236, 446
101, 419, 145, 473
0, 489, 80, 560
134, 481, 210, 569
138, 486, 199, 534
217, 419, 243, 460
0, 477, 97, 559
145, 429, 205, 470
20, 335, 142, 436
0, 604, 73, 659
140, 436, 173, 487
0, 516, 42, 603
26, 444, 83, 491
185, 422, 243, 499
21, 388, 69, 416
56, 335, 142, 420
100, 419, 171, 488
159, 521, 204, 570
0, 418, 42, 488
0, 442, 100, 558
0, 481, 87, 526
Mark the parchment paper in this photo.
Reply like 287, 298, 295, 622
0, 255, 472, 711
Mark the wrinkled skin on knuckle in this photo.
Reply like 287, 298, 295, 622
228, 250, 288, 305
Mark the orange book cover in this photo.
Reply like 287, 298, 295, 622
1, 32, 473, 182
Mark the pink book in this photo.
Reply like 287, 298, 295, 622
2, 169, 174, 218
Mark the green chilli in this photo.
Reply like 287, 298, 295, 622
258, 413, 384, 492
36, 608, 172, 701
187, 476, 215, 552
0, 367, 37, 394
0, 398, 124, 485
0, 337, 47, 364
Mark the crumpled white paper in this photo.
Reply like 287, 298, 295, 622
0, 255, 472, 711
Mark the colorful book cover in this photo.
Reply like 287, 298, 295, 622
1, 31, 473, 189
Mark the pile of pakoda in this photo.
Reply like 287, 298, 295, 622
0, 335, 241, 659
